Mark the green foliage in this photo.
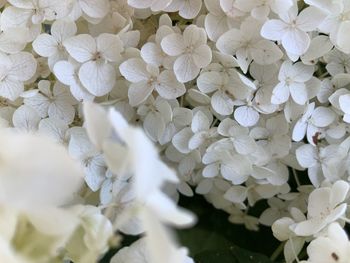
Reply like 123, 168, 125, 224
177, 195, 278, 262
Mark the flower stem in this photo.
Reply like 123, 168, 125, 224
292, 169, 301, 187
270, 242, 284, 261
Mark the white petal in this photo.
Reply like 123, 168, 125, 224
79, 0, 109, 18
12, 105, 40, 131
202, 163, 219, 178
178, 0, 202, 19
23, 93, 50, 118
330, 180, 349, 208
127, 0, 152, 9
296, 6, 326, 32
8, 52, 37, 81
282, 29, 310, 56
172, 127, 193, 154
251, 40, 283, 65
211, 91, 234, 115
216, 28, 242, 55
234, 106, 259, 127
0, 79, 23, 101
192, 44, 212, 68
156, 70, 186, 99
292, 119, 307, 142
192, 111, 210, 133
293, 218, 326, 236
234, 135, 257, 155
289, 82, 308, 105
53, 60, 76, 86
32, 34, 58, 57
79, 61, 116, 96
128, 81, 153, 106
197, 71, 222, 93
38, 117, 68, 143
339, 94, 350, 114
51, 20, 77, 42
337, 21, 350, 54
205, 13, 229, 41
173, 55, 200, 83
311, 107, 335, 127
48, 101, 75, 125
85, 155, 106, 191
271, 82, 290, 104
260, 19, 287, 41
296, 144, 318, 168
161, 33, 185, 56
63, 34, 95, 63
188, 132, 207, 150
224, 186, 247, 203
96, 33, 123, 62
119, 58, 149, 82
141, 42, 163, 66
144, 112, 166, 142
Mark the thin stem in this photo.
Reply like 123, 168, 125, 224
270, 242, 284, 261
292, 169, 301, 187
341, 216, 350, 224
318, 71, 330, 79
211, 118, 219, 128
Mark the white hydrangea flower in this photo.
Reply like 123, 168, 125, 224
63, 33, 123, 96
261, 4, 326, 60
235, 0, 293, 20
68, 128, 107, 193
0, 52, 37, 101
12, 105, 41, 132
33, 19, 77, 69
6, 0, 73, 24
74, 0, 110, 21
259, 197, 289, 226
292, 102, 336, 144
161, 25, 212, 83
324, 49, 350, 76
296, 142, 349, 187
306, 223, 350, 263
140, 25, 177, 69
23, 80, 77, 125
272, 207, 307, 263
251, 114, 291, 160
271, 60, 315, 105
204, 0, 236, 41
218, 118, 257, 155
197, 71, 237, 116
217, 17, 283, 73
164, 0, 202, 19
38, 117, 69, 143
53, 59, 95, 101
188, 110, 218, 151
202, 146, 253, 185
119, 58, 186, 106
301, 35, 333, 65
292, 180, 349, 236
137, 96, 173, 143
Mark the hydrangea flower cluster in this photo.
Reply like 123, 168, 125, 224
1, 0, 350, 262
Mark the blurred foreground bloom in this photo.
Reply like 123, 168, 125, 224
0, 131, 113, 263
